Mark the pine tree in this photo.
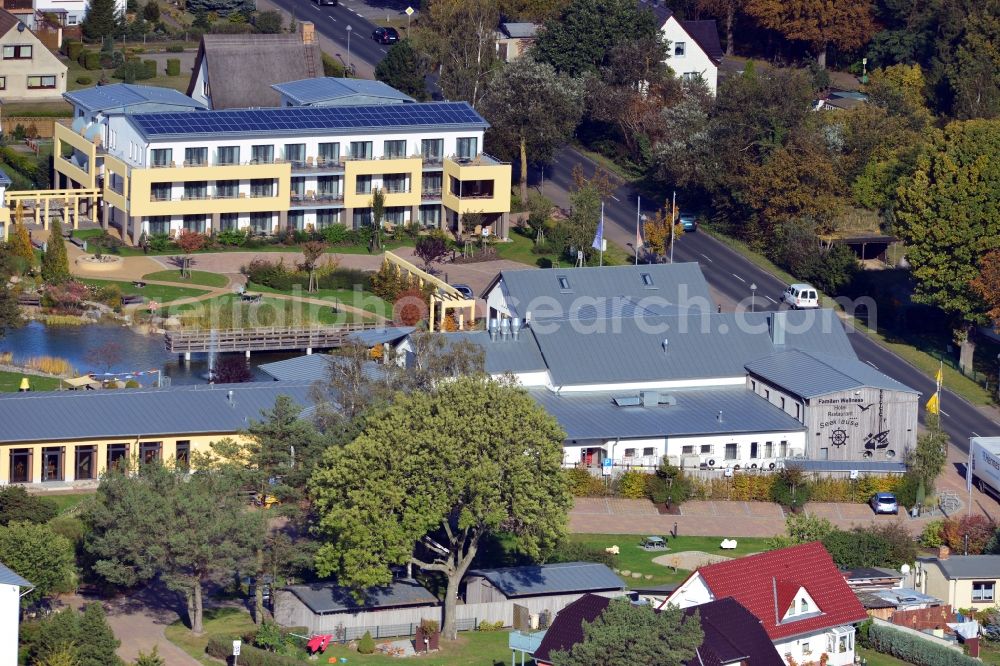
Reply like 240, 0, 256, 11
76, 603, 122, 666
41, 218, 70, 284
83, 0, 120, 41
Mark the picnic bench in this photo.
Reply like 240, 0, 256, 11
131, 280, 146, 288
240, 292, 262, 304
17, 294, 41, 306
121, 294, 144, 306
640, 536, 668, 551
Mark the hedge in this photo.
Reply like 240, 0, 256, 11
206, 636, 301, 666
76, 76, 92, 85
867, 623, 979, 666
166, 58, 180, 76
688, 473, 900, 503
564, 468, 606, 496
142, 59, 157, 78
65, 40, 83, 61
81, 51, 100, 70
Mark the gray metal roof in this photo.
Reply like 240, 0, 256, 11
484, 263, 713, 321
349, 326, 415, 347
746, 350, 918, 399
0, 381, 314, 444
0, 561, 32, 588
64, 84, 205, 114
466, 562, 624, 598
257, 354, 384, 383
919, 555, 1000, 580
285, 578, 438, 614
872, 588, 942, 606
500, 22, 539, 38
272, 77, 416, 106
444, 331, 547, 374
529, 309, 855, 387
529, 386, 805, 440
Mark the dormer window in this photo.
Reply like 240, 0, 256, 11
557, 276, 570, 290
641, 273, 654, 287
800, 599, 808, 613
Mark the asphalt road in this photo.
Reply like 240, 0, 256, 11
270, 0, 389, 71
541, 147, 1000, 455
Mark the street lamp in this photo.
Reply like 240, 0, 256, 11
861, 57, 868, 85
346, 25, 352, 74
750, 283, 757, 313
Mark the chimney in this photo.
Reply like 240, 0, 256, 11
511, 317, 521, 341
500, 318, 511, 340
938, 545, 950, 560
227, 390, 235, 408
301, 21, 316, 45
770, 311, 786, 346
488, 318, 498, 341
641, 391, 658, 407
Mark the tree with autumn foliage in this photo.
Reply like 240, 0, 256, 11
174, 231, 206, 278
642, 200, 684, 260
697, 0, 747, 56
299, 240, 327, 293
972, 250, 1000, 330
745, 0, 877, 68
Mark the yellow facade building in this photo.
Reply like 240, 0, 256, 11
52, 83, 511, 245
0, 381, 312, 485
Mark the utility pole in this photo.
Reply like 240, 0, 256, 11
346, 24, 353, 74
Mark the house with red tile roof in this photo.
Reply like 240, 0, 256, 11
661, 542, 867, 666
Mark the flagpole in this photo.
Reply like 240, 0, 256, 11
635, 195, 640, 265
670, 191, 676, 264
600, 201, 605, 267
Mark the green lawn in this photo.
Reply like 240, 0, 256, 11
857, 647, 913, 666
496, 226, 633, 268
142, 269, 229, 288
165, 608, 525, 666
0, 370, 60, 392
569, 534, 771, 586
247, 282, 392, 318
45, 491, 94, 515
71, 229, 106, 241
80, 278, 209, 304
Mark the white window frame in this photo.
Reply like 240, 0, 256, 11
674, 41, 685, 57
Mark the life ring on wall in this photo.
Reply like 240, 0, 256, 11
768, 462, 776, 470
751, 463, 758, 469
707, 459, 716, 468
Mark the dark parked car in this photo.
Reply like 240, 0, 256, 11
372, 27, 399, 44
312, 0, 337, 6
451, 284, 474, 300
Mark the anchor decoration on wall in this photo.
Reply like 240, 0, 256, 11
863, 390, 891, 452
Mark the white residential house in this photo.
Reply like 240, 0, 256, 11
664, 542, 867, 666
640, 1, 724, 95
0, 561, 33, 664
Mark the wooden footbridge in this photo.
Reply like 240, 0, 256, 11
165, 324, 378, 356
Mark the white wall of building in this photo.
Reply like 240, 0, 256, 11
552, 376, 746, 393
0, 581, 21, 665
774, 627, 856, 666
661, 17, 718, 95
665, 572, 713, 608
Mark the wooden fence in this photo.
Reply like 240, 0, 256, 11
2, 117, 57, 139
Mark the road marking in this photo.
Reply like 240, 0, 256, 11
940, 410, 951, 417
765, 295, 777, 304
732, 273, 746, 283
328, 15, 337, 21
311, 4, 319, 9
865, 360, 878, 369
608, 194, 620, 202
699, 253, 713, 263
354, 10, 362, 15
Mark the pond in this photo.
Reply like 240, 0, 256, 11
1, 321, 302, 386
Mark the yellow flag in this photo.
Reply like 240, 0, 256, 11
925, 391, 940, 415
935, 364, 943, 386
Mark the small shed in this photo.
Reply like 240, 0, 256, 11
460, 562, 625, 627
273, 578, 440, 637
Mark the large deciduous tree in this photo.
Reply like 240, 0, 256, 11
895, 120, 1000, 325
415, 0, 499, 108
550, 599, 704, 665
85, 463, 260, 634
481, 58, 584, 203
375, 40, 428, 101
310, 375, 571, 640
745, 0, 877, 68
0, 521, 76, 604
972, 250, 1000, 329
697, 0, 747, 55
532, 0, 660, 77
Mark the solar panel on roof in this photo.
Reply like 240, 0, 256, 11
130, 102, 486, 137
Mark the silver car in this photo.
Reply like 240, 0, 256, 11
870, 492, 899, 515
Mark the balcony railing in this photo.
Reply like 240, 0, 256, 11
383, 185, 410, 194
447, 152, 509, 166
292, 192, 344, 205
422, 189, 442, 200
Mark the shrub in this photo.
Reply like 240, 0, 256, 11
941, 515, 996, 555
142, 59, 157, 78
477, 620, 504, 632
615, 469, 651, 499
217, 228, 248, 247
868, 622, 980, 666
770, 466, 811, 510
76, 76, 93, 85
166, 43, 184, 52
65, 40, 84, 61
113, 60, 154, 82
206, 636, 300, 665
357, 631, 375, 654
0, 486, 58, 526
82, 51, 101, 70
546, 539, 618, 569
166, 58, 180, 76
91, 283, 123, 308
321, 223, 350, 245
252, 621, 284, 651
564, 468, 605, 496
647, 461, 691, 505
147, 233, 171, 252
921, 519, 946, 547
48, 515, 86, 545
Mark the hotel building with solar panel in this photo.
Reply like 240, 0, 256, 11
52, 80, 512, 245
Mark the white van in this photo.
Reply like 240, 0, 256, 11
782, 283, 819, 309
